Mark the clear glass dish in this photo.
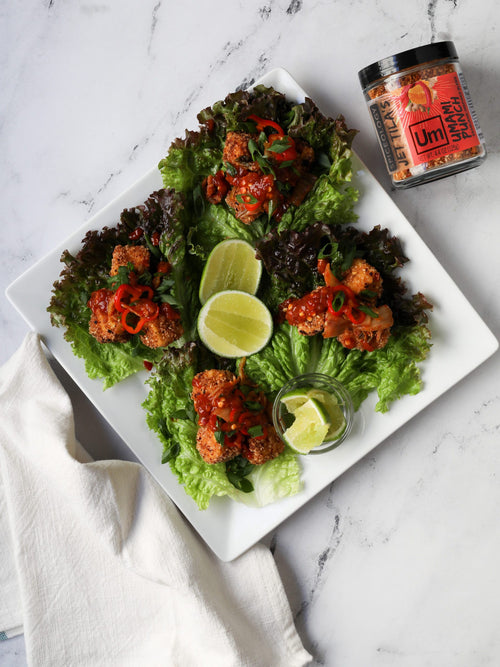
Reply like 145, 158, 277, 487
272, 373, 354, 454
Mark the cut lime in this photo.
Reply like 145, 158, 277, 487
281, 387, 347, 439
282, 397, 330, 454
308, 389, 347, 440
197, 290, 273, 358
199, 239, 262, 305
280, 388, 310, 413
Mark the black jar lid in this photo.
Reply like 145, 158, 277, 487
358, 41, 458, 89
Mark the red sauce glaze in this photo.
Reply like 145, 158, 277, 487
285, 286, 332, 325
226, 169, 279, 208
88, 288, 113, 314
161, 303, 181, 321
213, 170, 230, 197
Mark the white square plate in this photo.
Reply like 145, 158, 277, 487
7, 68, 498, 560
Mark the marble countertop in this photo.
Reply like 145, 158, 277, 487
2, 1, 499, 665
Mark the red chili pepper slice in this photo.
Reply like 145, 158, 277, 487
114, 284, 141, 312
345, 305, 366, 325
248, 114, 284, 136
243, 199, 262, 212
114, 284, 154, 312
269, 136, 298, 162
114, 283, 159, 334
237, 411, 254, 424
125, 300, 159, 322
274, 146, 298, 162
121, 310, 146, 335
327, 285, 357, 316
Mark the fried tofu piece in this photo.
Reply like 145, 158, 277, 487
88, 288, 128, 344
342, 258, 383, 300
295, 311, 325, 336
222, 131, 258, 171
140, 304, 183, 349
196, 425, 240, 464
191, 369, 238, 411
110, 245, 150, 277
241, 426, 285, 465
225, 187, 263, 224
284, 287, 327, 336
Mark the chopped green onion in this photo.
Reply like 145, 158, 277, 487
247, 425, 264, 438
359, 304, 379, 318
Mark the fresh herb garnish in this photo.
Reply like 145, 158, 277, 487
226, 456, 254, 493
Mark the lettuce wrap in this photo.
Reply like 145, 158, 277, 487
49, 85, 432, 510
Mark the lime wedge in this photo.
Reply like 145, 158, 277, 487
308, 389, 346, 440
199, 239, 262, 305
197, 290, 272, 358
282, 397, 330, 454
280, 388, 310, 413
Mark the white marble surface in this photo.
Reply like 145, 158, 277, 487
1, 1, 500, 665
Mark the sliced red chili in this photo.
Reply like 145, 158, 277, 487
345, 305, 366, 325
125, 299, 159, 322
327, 285, 356, 316
114, 283, 159, 334
248, 114, 284, 136
268, 135, 298, 162
121, 310, 146, 335
244, 199, 262, 212
114, 284, 154, 312
114, 284, 140, 312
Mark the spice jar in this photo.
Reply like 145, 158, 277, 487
358, 41, 486, 188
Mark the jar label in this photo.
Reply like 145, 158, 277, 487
368, 71, 480, 174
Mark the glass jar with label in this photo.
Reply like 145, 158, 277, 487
358, 41, 486, 188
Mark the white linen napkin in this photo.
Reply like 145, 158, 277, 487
0, 334, 311, 666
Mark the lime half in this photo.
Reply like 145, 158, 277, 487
199, 239, 262, 305
197, 290, 272, 358
282, 397, 330, 454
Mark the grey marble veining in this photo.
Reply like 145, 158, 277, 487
2, 1, 500, 665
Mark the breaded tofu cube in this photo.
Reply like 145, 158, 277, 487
222, 131, 258, 171
225, 187, 263, 225
191, 369, 237, 412
196, 425, 240, 464
295, 311, 325, 336
342, 258, 383, 300
88, 288, 128, 343
241, 426, 285, 465
110, 245, 150, 277
140, 304, 183, 349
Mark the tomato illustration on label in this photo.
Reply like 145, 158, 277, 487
399, 81, 434, 112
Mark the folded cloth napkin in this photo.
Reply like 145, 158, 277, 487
0, 334, 311, 666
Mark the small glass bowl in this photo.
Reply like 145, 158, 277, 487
272, 373, 354, 454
